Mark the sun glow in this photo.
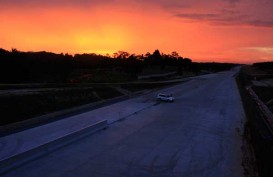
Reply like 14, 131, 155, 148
72, 26, 131, 54
0, 1, 273, 63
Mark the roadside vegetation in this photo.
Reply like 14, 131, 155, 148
0, 86, 122, 126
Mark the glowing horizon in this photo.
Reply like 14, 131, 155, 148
1, 0, 273, 64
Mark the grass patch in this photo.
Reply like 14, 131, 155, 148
140, 66, 177, 75
120, 82, 180, 92
0, 86, 122, 126
69, 69, 135, 83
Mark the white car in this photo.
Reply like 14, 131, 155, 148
157, 93, 174, 102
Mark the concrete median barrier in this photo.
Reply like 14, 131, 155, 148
0, 120, 108, 175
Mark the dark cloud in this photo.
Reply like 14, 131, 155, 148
0, 0, 190, 10
246, 20, 273, 27
0, 0, 114, 8
142, 0, 273, 28
133, 0, 189, 9
1, 0, 273, 28
175, 13, 218, 20
172, 0, 273, 28
223, 0, 241, 4
174, 11, 273, 27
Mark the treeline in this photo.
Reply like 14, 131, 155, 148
0, 48, 237, 83
253, 61, 273, 69
197, 62, 238, 72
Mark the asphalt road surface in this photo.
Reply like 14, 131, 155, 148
2, 68, 245, 177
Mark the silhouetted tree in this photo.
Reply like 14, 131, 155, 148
171, 51, 180, 59
113, 51, 130, 59
152, 49, 162, 62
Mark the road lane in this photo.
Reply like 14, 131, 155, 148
2, 68, 245, 177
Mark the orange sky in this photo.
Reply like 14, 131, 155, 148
1, 0, 273, 63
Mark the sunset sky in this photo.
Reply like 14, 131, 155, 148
1, 0, 273, 63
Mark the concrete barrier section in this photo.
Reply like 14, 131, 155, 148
0, 120, 108, 175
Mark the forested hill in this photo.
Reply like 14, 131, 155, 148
0, 48, 237, 83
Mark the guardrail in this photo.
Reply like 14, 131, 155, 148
0, 120, 108, 175
247, 87, 273, 135
237, 71, 273, 177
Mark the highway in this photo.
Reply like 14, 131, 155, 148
1, 68, 245, 177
